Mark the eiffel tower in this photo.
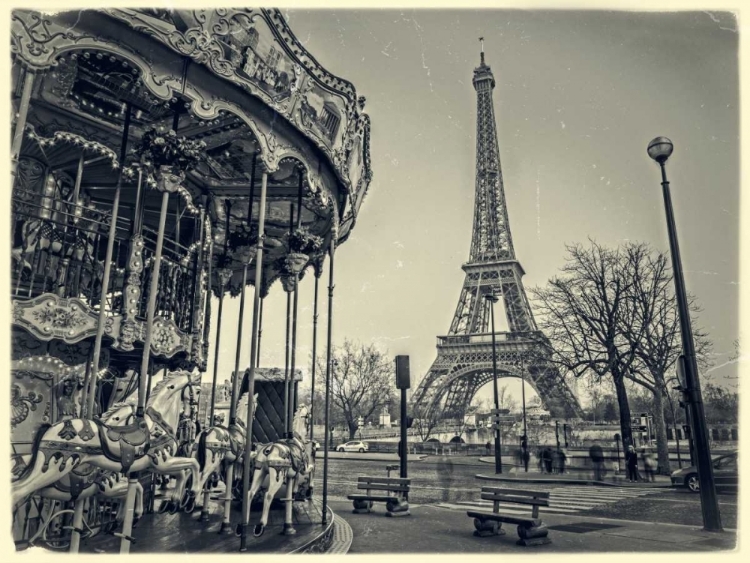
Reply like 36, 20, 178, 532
410, 42, 583, 420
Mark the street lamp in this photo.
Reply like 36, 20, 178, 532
647, 136, 722, 532
485, 292, 502, 474
520, 357, 528, 472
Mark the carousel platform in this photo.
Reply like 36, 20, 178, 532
79, 496, 336, 554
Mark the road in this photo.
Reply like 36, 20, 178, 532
314, 456, 738, 529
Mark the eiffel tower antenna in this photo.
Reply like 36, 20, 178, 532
410, 48, 583, 421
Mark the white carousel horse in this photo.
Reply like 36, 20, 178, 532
11, 393, 143, 545
12, 369, 203, 514
189, 392, 257, 519
243, 404, 315, 537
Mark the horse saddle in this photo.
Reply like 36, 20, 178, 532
98, 417, 150, 473
284, 439, 308, 474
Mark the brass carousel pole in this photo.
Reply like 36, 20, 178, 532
210, 201, 232, 425
256, 296, 264, 367
205, 202, 232, 522
71, 106, 132, 554
220, 154, 257, 533
321, 237, 336, 526
288, 175, 304, 437
84, 102, 132, 419
120, 110, 184, 553
309, 263, 322, 442
239, 170, 268, 551
283, 203, 294, 435
11, 68, 36, 180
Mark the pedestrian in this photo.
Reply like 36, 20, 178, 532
557, 449, 567, 475
485, 441, 491, 455
626, 445, 639, 482
589, 444, 604, 481
643, 449, 657, 482
544, 447, 553, 474
551, 449, 561, 474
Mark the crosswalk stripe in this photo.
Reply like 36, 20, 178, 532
439, 486, 662, 516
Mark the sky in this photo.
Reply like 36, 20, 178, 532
206, 9, 740, 409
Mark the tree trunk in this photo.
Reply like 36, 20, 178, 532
347, 420, 357, 440
612, 372, 633, 448
652, 385, 671, 475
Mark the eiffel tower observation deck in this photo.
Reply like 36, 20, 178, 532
410, 42, 583, 420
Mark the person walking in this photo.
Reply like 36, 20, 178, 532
485, 441, 491, 456
557, 449, 567, 475
589, 444, 604, 481
643, 449, 657, 482
626, 445, 639, 482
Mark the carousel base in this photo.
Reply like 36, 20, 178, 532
76, 496, 335, 554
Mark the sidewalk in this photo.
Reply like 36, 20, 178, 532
330, 499, 737, 553
322, 451, 426, 462
477, 457, 673, 488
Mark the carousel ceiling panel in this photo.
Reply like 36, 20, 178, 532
103, 8, 373, 205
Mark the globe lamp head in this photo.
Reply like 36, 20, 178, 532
647, 137, 674, 164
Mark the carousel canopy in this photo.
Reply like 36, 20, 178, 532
12, 8, 373, 297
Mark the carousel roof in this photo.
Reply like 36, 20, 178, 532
12, 8, 373, 297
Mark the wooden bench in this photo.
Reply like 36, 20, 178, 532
347, 476, 411, 517
467, 486, 551, 546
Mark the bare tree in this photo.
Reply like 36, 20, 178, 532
618, 245, 713, 474
313, 339, 395, 440
531, 240, 648, 448
411, 401, 443, 442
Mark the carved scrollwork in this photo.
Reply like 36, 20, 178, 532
150, 318, 191, 358
11, 384, 44, 427
167, 28, 235, 77
13, 293, 102, 343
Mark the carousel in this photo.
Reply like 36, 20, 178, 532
10, 8, 372, 554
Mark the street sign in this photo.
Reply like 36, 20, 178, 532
490, 408, 511, 415
631, 425, 648, 432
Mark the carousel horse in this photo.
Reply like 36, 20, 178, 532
242, 404, 315, 537
189, 392, 257, 518
11, 392, 144, 543
12, 369, 203, 515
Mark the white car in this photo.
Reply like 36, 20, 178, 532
336, 440, 369, 453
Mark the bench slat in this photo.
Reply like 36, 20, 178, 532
348, 494, 397, 502
467, 510, 541, 527
358, 477, 410, 485
357, 483, 410, 492
480, 493, 549, 507
480, 487, 550, 499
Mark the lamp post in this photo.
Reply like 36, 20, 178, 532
520, 358, 528, 472
485, 293, 502, 474
647, 136, 722, 532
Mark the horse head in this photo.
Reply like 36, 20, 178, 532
292, 404, 311, 440
148, 369, 200, 430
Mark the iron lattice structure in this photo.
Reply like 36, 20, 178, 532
410, 49, 583, 420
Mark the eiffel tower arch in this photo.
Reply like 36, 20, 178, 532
411, 45, 583, 421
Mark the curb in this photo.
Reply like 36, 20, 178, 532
326, 514, 353, 554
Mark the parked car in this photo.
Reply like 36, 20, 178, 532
670, 451, 738, 494
336, 440, 369, 453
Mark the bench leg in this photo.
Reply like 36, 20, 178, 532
516, 523, 551, 546
473, 519, 504, 537
352, 499, 373, 514
385, 497, 410, 517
